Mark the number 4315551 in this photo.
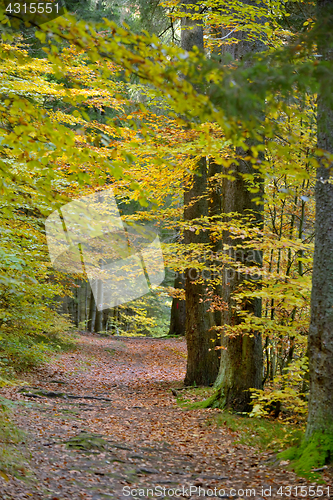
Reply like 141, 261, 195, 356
277, 485, 330, 496
6, 3, 59, 14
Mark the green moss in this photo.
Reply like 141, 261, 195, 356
187, 389, 226, 410
279, 431, 333, 478
175, 387, 221, 409
184, 392, 220, 409
65, 432, 109, 451
212, 411, 303, 452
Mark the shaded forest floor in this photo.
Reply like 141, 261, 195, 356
0, 334, 332, 499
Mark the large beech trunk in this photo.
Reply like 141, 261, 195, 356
182, 1, 220, 385
214, 152, 263, 411
213, 6, 264, 410
305, 0, 333, 441
184, 156, 219, 385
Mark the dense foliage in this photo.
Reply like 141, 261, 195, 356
0, 0, 333, 473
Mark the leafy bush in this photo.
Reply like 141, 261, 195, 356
0, 329, 75, 375
0, 205, 76, 377
250, 357, 309, 421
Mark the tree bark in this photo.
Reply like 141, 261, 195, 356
214, 153, 263, 411
208, 157, 223, 343
79, 280, 88, 329
95, 274, 104, 333
181, 0, 220, 385
305, 0, 333, 441
213, 4, 264, 411
184, 157, 219, 385
169, 272, 186, 336
87, 281, 97, 332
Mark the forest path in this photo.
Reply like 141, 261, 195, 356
0, 334, 323, 499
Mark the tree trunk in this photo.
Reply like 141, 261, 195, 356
214, 153, 263, 411
84, 282, 89, 329
79, 280, 87, 329
76, 280, 80, 327
304, 0, 333, 450
87, 281, 97, 332
103, 308, 110, 331
208, 157, 223, 345
184, 156, 219, 385
95, 275, 104, 333
182, 0, 223, 385
169, 272, 186, 336
212, 5, 264, 411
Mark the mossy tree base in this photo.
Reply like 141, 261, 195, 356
278, 432, 333, 478
187, 389, 226, 410
198, 386, 256, 412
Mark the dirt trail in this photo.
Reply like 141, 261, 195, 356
0, 334, 331, 499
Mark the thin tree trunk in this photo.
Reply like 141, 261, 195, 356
85, 281, 90, 330
69, 291, 76, 326
87, 281, 97, 332
95, 275, 104, 333
169, 272, 186, 336
79, 280, 87, 329
76, 279, 80, 327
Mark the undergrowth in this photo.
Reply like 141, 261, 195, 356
176, 387, 215, 405
213, 411, 304, 453
0, 398, 27, 479
175, 387, 304, 454
0, 318, 77, 382
175, 387, 333, 480
278, 431, 333, 479
0, 318, 77, 479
